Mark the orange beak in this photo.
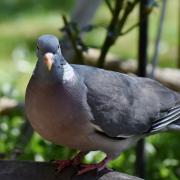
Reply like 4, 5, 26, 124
44, 52, 54, 71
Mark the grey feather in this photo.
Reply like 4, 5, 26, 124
149, 105, 180, 133
26, 34, 180, 160
72, 64, 180, 137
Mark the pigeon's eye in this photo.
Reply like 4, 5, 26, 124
58, 45, 60, 49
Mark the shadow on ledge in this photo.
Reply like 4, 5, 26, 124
0, 160, 143, 180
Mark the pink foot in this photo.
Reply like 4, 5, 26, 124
53, 151, 87, 172
54, 159, 72, 172
77, 156, 109, 175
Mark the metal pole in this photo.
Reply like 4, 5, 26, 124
178, 0, 180, 68
137, 1, 148, 77
151, 0, 167, 78
135, 0, 149, 178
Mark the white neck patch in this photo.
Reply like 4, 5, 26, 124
62, 63, 76, 83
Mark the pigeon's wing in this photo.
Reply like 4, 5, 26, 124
148, 105, 180, 133
73, 65, 179, 138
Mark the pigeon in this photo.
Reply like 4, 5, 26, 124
25, 34, 180, 175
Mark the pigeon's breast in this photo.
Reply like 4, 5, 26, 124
25, 80, 94, 150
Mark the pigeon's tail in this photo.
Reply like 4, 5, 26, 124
149, 105, 180, 133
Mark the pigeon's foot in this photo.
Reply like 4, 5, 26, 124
54, 159, 72, 172
54, 151, 87, 172
77, 156, 109, 175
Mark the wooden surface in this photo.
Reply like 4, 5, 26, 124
0, 160, 143, 180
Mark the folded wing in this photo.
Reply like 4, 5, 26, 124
73, 65, 180, 138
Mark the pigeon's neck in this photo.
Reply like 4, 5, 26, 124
33, 60, 77, 85
62, 63, 76, 84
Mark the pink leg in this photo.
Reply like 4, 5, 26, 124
53, 151, 87, 172
77, 156, 110, 175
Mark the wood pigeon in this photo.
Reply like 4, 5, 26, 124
25, 34, 180, 175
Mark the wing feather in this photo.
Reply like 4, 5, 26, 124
73, 65, 180, 137
149, 105, 180, 133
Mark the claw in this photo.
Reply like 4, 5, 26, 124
53, 151, 87, 173
53, 159, 72, 172
77, 156, 109, 175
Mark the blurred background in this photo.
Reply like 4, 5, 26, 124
0, 0, 179, 179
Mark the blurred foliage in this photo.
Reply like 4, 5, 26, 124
0, 0, 74, 20
0, 0, 179, 180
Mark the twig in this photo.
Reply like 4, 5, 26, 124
97, 0, 124, 67
120, 5, 153, 37
116, 0, 140, 35
104, 0, 113, 14
120, 21, 140, 36
97, 0, 140, 68
62, 15, 84, 64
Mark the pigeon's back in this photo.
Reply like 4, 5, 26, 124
73, 64, 180, 136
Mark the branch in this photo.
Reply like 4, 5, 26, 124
124, 0, 160, 37
62, 15, 84, 64
97, 0, 140, 68
0, 160, 143, 180
120, 4, 153, 37
104, 0, 114, 14
97, 0, 124, 67
117, 0, 140, 33
120, 21, 140, 36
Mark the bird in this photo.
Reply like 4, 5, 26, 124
25, 34, 180, 175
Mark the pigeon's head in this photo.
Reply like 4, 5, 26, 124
36, 34, 64, 72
